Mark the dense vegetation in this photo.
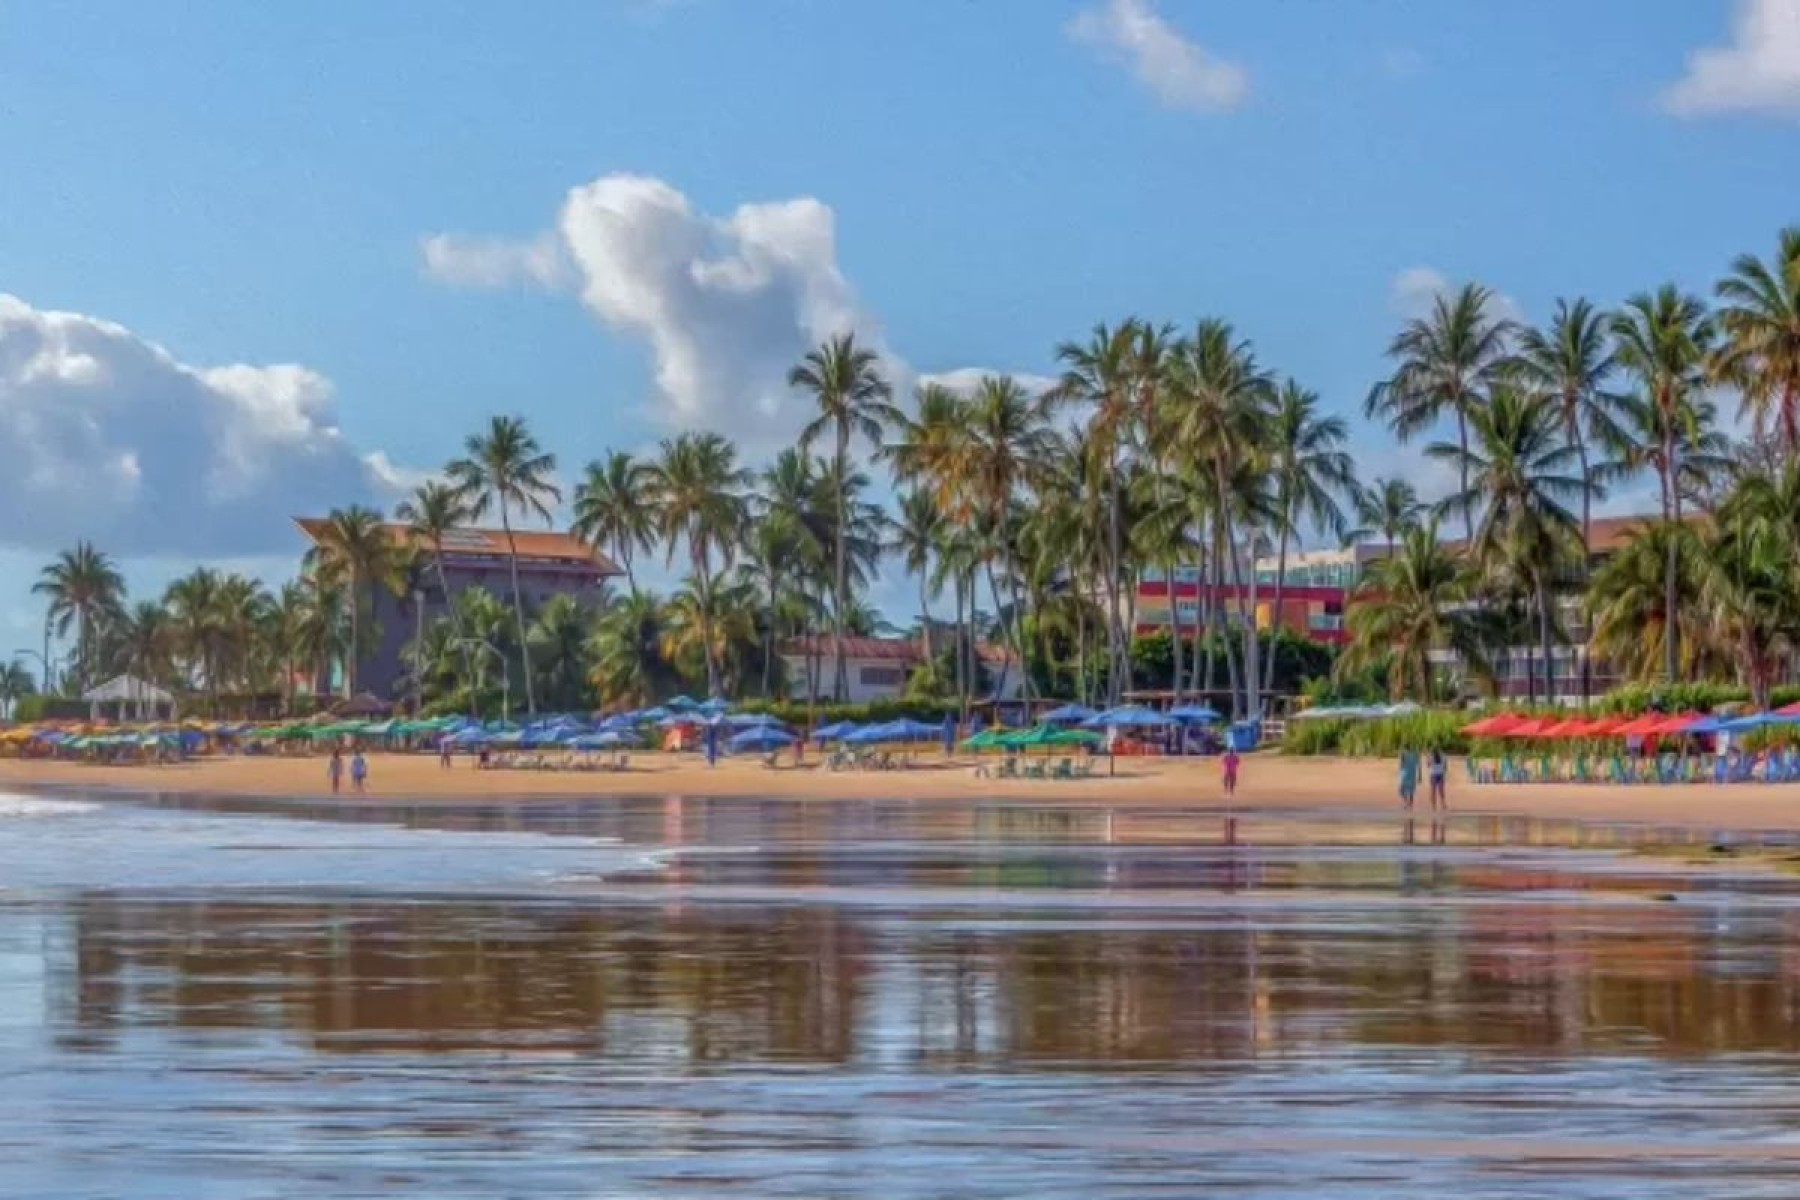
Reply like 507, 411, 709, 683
19, 227, 1800, 721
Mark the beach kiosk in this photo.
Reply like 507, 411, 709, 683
83, 674, 176, 723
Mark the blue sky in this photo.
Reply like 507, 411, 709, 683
1, 0, 1797, 670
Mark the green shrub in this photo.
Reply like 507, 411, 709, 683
1282, 710, 1469, 756
734, 698, 962, 727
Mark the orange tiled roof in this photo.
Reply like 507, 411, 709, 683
294, 518, 621, 573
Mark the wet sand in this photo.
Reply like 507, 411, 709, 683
2, 751, 1796, 832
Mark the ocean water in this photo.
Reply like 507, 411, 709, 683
2, 789, 1799, 1197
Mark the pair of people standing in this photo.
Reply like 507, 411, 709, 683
327, 748, 369, 795
1398, 748, 1447, 811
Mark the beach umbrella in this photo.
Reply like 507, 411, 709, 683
812, 720, 858, 742
665, 694, 699, 712
998, 725, 1059, 749
698, 697, 731, 715
724, 712, 786, 729
961, 729, 1007, 750
886, 718, 944, 742
1650, 712, 1703, 735
728, 727, 797, 754
1039, 703, 1098, 725
1085, 704, 1169, 729
1167, 703, 1222, 723
1047, 728, 1103, 746
1461, 713, 1525, 736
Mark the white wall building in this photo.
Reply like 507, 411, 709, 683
779, 637, 1022, 703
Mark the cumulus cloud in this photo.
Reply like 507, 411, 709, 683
1389, 266, 1525, 325
420, 232, 571, 288
1662, 0, 1800, 118
421, 173, 896, 443
1068, 0, 1248, 112
0, 294, 404, 555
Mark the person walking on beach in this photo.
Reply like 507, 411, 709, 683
438, 737, 452, 769
1427, 748, 1448, 811
327, 748, 343, 795
350, 750, 368, 794
1221, 746, 1241, 798
1398, 748, 1419, 811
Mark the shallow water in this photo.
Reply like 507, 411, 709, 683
4, 790, 1800, 1197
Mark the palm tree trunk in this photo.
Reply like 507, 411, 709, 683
1075, 588, 1089, 706
1575, 429, 1592, 707
1168, 559, 1186, 705
1662, 442, 1679, 683
432, 551, 477, 718
346, 566, 359, 699
1244, 527, 1262, 719
1538, 576, 1556, 705
832, 424, 850, 703
917, 576, 934, 671
1263, 502, 1292, 697
499, 507, 537, 715
695, 549, 720, 697
1455, 404, 1475, 546
1106, 457, 1124, 705
984, 562, 1011, 700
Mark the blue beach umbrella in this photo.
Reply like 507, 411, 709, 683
1168, 704, 1222, 723
812, 720, 858, 742
729, 727, 797, 754
1040, 703, 1098, 725
1085, 705, 1170, 729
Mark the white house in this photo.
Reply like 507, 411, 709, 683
779, 636, 1022, 704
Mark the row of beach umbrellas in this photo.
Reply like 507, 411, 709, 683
1463, 708, 1800, 739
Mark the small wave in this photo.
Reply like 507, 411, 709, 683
0, 794, 99, 818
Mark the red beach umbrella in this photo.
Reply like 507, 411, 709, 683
1611, 714, 1666, 737
1649, 712, 1702, 735
1462, 713, 1526, 736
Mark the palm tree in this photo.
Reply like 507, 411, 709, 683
164, 568, 223, 706
663, 574, 760, 693
965, 375, 1057, 702
1365, 282, 1516, 544
789, 333, 894, 701
1705, 474, 1798, 710
113, 601, 173, 690
1346, 477, 1425, 557
304, 505, 392, 698
1163, 319, 1275, 717
395, 480, 477, 712
572, 450, 658, 591
0, 661, 34, 719
1585, 521, 1712, 684
1339, 521, 1490, 701
646, 432, 749, 696
1609, 286, 1717, 682
1432, 387, 1590, 702
34, 542, 126, 693
528, 593, 595, 711
889, 488, 945, 665
1714, 227, 1800, 458
1055, 322, 1140, 701
588, 589, 672, 708
448, 415, 561, 715
1262, 380, 1353, 694
1515, 297, 1624, 701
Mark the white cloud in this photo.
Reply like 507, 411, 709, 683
420, 231, 570, 288
917, 368, 1058, 397
1663, 0, 1800, 118
422, 173, 899, 445
1388, 266, 1525, 325
1068, 0, 1248, 113
0, 294, 405, 555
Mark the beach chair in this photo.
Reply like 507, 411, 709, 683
1052, 758, 1073, 780
1023, 759, 1047, 779
997, 757, 1019, 779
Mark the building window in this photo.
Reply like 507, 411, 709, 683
859, 665, 906, 687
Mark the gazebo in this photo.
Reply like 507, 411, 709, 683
83, 674, 176, 722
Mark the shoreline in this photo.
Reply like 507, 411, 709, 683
2, 752, 1799, 834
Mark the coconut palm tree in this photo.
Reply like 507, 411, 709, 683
448, 416, 561, 715
789, 333, 894, 701
1054, 322, 1140, 701
1704, 475, 1798, 710
1514, 297, 1624, 700
1365, 282, 1516, 544
395, 480, 477, 711
527, 593, 595, 712
0, 661, 34, 719
1345, 477, 1426, 557
1163, 319, 1275, 716
889, 488, 945, 665
572, 450, 657, 591
304, 505, 392, 698
1339, 521, 1490, 701
1714, 227, 1800, 458
646, 432, 750, 697
34, 542, 126, 693
588, 589, 671, 708
1262, 380, 1353, 694
964, 375, 1057, 701
112, 601, 173, 690
1609, 286, 1717, 682
1584, 520, 1713, 684
1432, 387, 1591, 702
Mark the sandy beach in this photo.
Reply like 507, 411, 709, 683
3, 751, 1799, 833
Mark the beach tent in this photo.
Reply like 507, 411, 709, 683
82, 674, 175, 722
